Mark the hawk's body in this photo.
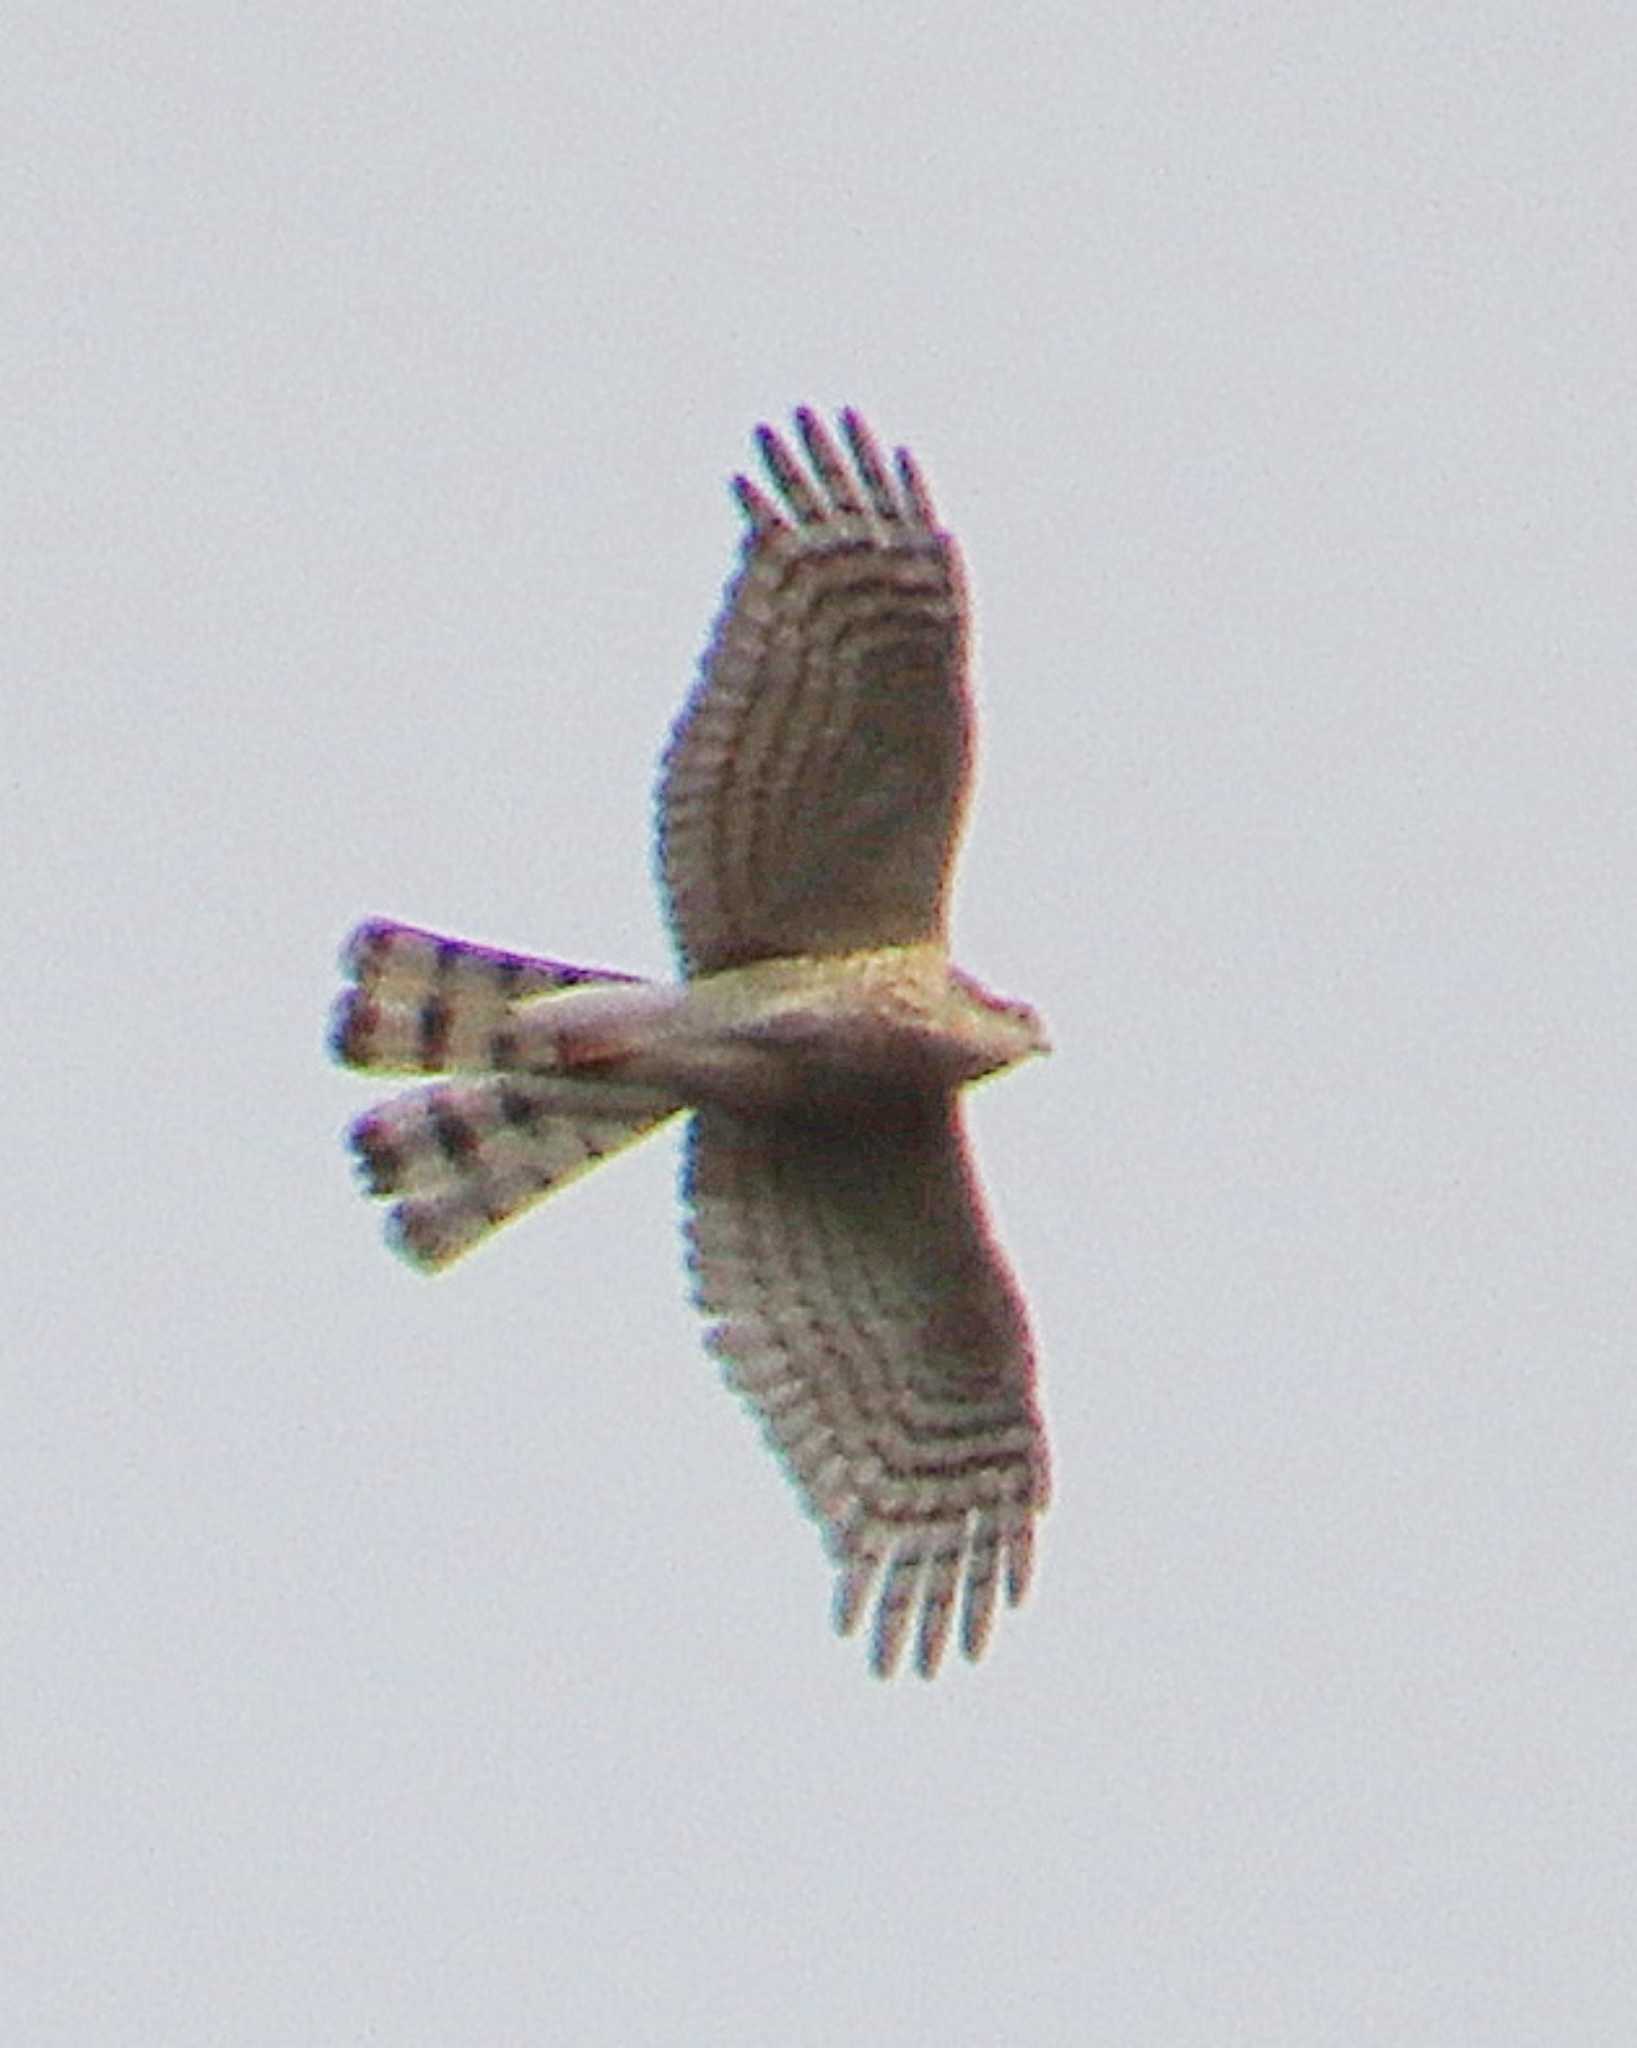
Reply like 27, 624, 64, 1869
332, 410, 1049, 1676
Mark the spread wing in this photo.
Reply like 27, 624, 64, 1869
657, 409, 974, 975
684, 1100, 1049, 1677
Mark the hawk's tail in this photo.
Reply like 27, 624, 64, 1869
331, 919, 681, 1269
330, 917, 649, 1075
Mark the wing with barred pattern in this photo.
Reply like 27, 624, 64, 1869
657, 409, 974, 975
684, 1097, 1048, 1677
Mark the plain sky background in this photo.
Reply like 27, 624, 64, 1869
8, 5, 1634, 2043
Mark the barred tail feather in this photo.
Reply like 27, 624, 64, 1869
331, 918, 644, 1075
333, 918, 682, 1268
349, 1074, 680, 1270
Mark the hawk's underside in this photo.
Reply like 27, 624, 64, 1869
331, 409, 1050, 1676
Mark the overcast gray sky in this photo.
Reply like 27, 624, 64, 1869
8, 5, 1635, 2043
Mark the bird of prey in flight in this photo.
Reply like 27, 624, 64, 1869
331, 408, 1050, 1677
